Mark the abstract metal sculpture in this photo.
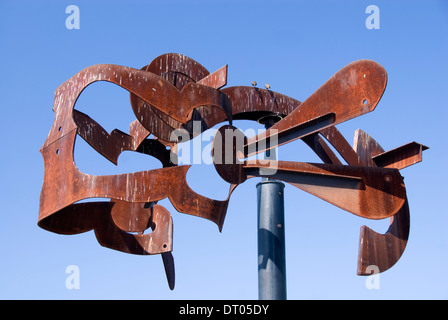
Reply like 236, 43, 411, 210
39, 53, 426, 291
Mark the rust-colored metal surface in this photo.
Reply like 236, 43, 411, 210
243, 60, 387, 157
39, 53, 426, 290
353, 129, 428, 275
213, 124, 406, 220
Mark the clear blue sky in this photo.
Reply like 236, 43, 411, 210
0, 0, 447, 299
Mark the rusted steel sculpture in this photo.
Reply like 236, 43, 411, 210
39, 53, 426, 290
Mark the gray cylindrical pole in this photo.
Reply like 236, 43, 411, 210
256, 114, 286, 300
257, 179, 286, 300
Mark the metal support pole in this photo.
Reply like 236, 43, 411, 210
257, 115, 287, 300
